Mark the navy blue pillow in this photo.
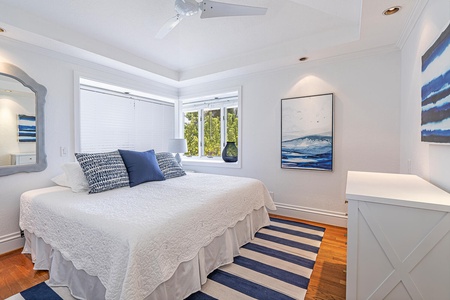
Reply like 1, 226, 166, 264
118, 149, 165, 187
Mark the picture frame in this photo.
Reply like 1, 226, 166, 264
421, 22, 450, 143
17, 114, 36, 142
281, 93, 333, 171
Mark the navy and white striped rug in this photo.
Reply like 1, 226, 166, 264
9, 218, 324, 300
188, 217, 325, 300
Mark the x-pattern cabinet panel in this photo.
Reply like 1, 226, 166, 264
346, 171, 450, 300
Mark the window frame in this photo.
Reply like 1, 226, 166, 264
179, 87, 242, 168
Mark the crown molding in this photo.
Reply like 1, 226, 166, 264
396, 0, 429, 49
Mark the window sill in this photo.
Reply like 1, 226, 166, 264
181, 158, 241, 169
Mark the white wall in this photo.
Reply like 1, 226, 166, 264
0, 29, 404, 255
0, 0, 446, 258
180, 50, 401, 227
0, 38, 177, 254
400, 0, 450, 191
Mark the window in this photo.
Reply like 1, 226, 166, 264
181, 89, 241, 166
77, 78, 175, 153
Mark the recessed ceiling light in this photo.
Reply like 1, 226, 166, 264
299, 57, 308, 62
383, 6, 401, 16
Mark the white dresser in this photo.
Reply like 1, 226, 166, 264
346, 171, 450, 300
11, 153, 36, 165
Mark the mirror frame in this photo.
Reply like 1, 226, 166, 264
0, 62, 47, 176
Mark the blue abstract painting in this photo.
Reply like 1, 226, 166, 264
421, 23, 450, 143
281, 94, 333, 171
18, 114, 36, 142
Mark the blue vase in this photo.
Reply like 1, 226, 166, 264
222, 142, 238, 162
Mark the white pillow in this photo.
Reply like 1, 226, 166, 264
62, 162, 89, 193
51, 173, 70, 187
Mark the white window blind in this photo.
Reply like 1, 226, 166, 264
134, 100, 174, 152
79, 86, 174, 153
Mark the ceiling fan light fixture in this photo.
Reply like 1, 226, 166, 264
157, 0, 268, 39
383, 6, 401, 16
175, 0, 200, 16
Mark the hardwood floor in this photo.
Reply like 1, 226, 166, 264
0, 217, 347, 300
0, 248, 49, 299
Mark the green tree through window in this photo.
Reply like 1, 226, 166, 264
182, 92, 239, 160
184, 111, 198, 156
204, 109, 221, 157
227, 107, 238, 145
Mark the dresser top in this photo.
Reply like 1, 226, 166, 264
346, 171, 450, 211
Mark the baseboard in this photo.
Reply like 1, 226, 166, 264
273, 202, 348, 228
0, 231, 24, 255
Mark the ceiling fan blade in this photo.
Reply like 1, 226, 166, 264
200, 0, 267, 19
155, 15, 183, 39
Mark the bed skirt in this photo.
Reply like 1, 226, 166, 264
23, 206, 270, 300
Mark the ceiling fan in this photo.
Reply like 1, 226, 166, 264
156, 0, 268, 39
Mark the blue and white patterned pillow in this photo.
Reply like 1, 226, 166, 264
75, 150, 129, 194
156, 152, 186, 179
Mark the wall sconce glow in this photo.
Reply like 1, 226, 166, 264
383, 6, 401, 16
288, 75, 329, 97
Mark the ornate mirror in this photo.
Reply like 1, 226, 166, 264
0, 62, 47, 176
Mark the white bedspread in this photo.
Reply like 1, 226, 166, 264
20, 173, 275, 300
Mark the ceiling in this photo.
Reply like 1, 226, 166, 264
0, 0, 423, 87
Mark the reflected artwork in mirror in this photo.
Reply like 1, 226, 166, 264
0, 62, 47, 176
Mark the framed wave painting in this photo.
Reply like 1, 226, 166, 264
281, 93, 333, 171
421, 22, 450, 143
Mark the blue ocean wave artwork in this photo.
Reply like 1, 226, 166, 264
282, 134, 332, 170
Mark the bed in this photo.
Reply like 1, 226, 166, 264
20, 165, 276, 300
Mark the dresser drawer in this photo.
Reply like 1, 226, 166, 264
11, 153, 36, 165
